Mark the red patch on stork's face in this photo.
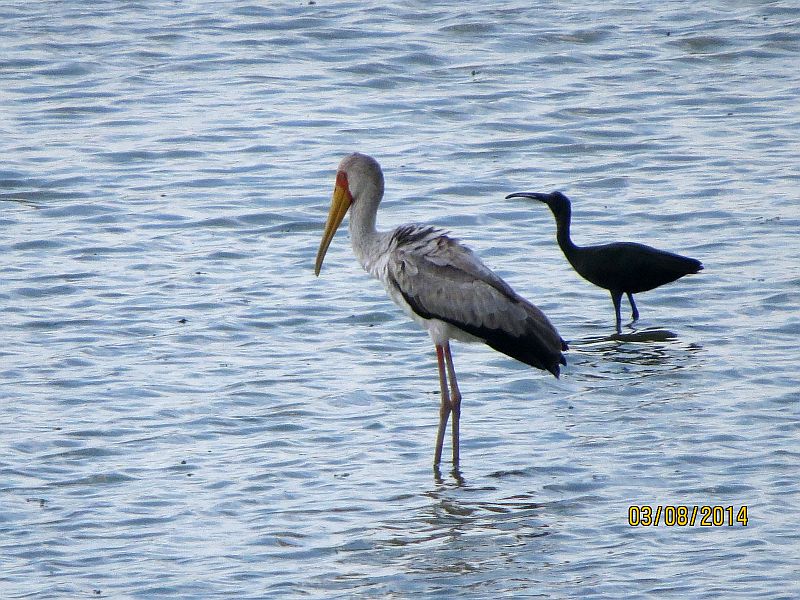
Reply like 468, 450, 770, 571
336, 171, 353, 203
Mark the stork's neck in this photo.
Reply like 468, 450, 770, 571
348, 193, 384, 277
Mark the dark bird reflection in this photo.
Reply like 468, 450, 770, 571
585, 327, 678, 344
569, 326, 703, 373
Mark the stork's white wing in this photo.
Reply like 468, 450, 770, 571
385, 226, 565, 373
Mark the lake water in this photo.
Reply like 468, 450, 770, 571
1, 1, 799, 598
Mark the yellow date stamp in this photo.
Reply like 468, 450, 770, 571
628, 505, 748, 527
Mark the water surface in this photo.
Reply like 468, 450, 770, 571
1, 1, 799, 598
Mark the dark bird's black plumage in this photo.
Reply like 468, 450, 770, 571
506, 191, 703, 333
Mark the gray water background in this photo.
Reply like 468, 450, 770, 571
1, 1, 799, 598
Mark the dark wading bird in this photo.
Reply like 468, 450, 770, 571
315, 153, 567, 469
505, 191, 703, 334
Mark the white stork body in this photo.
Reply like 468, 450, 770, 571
315, 153, 566, 467
354, 224, 483, 347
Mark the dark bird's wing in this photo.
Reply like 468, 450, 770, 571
574, 242, 702, 293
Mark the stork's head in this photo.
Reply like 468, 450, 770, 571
314, 153, 384, 276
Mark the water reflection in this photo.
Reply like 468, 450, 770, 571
568, 326, 703, 374
339, 484, 562, 595
575, 325, 679, 344
433, 464, 465, 486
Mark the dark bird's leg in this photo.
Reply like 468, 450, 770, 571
442, 342, 461, 466
433, 344, 452, 467
627, 292, 639, 322
611, 290, 623, 334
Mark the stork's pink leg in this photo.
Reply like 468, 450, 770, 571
443, 342, 461, 465
433, 344, 451, 466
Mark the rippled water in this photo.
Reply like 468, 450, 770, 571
2, 1, 799, 598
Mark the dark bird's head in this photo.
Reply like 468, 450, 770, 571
505, 190, 572, 221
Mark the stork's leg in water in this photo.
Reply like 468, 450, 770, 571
433, 344, 451, 466
443, 342, 461, 465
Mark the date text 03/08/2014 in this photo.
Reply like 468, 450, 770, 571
628, 505, 748, 527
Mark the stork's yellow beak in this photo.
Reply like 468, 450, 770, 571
314, 172, 352, 276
